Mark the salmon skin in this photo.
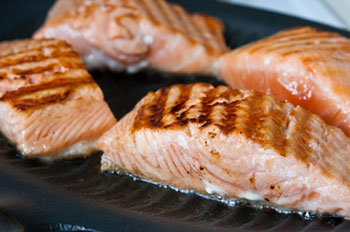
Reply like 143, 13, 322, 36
34, 0, 228, 75
218, 26, 350, 136
99, 82, 350, 217
0, 39, 116, 161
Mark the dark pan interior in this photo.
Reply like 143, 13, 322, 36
0, 0, 349, 231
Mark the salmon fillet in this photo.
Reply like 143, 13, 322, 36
98, 83, 350, 217
33, 0, 228, 75
217, 26, 350, 136
0, 39, 116, 161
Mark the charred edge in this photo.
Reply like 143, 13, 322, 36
132, 104, 148, 132
150, 87, 169, 127
12, 90, 71, 111
132, 87, 170, 131
0, 40, 72, 60
0, 49, 79, 69
0, 77, 93, 100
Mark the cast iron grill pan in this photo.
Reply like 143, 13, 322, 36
0, 0, 350, 231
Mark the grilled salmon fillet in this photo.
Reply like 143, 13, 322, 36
0, 39, 116, 161
99, 83, 350, 217
218, 26, 350, 136
33, 0, 228, 75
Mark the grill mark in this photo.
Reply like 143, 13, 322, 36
0, 40, 70, 59
247, 32, 318, 54
248, 30, 346, 54
279, 45, 350, 58
242, 92, 266, 145
263, 38, 348, 55
0, 50, 78, 69
194, 15, 217, 50
0, 77, 93, 100
8, 60, 84, 77
261, 27, 329, 43
268, 102, 289, 157
302, 53, 350, 64
133, 84, 246, 133
174, 6, 203, 44
149, 88, 168, 128
197, 88, 217, 128
134, 0, 154, 20
131, 84, 302, 160
132, 87, 170, 131
190, 15, 208, 48
169, 85, 192, 126
144, 0, 168, 26
216, 100, 240, 134
204, 16, 225, 52
155, 0, 176, 30
290, 110, 314, 165
11, 89, 71, 111
168, 5, 191, 35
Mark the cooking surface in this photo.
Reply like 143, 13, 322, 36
0, 0, 350, 231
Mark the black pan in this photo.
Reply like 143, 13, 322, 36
0, 0, 349, 231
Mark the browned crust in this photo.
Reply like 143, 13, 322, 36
131, 83, 350, 184
0, 38, 95, 111
131, 83, 307, 158
133, 83, 246, 134
11, 89, 71, 111
1, 80, 95, 111
0, 77, 92, 100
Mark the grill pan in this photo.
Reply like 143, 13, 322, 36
0, 0, 350, 231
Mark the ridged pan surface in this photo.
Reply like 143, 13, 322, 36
0, 0, 350, 231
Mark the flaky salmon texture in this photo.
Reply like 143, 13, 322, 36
34, 0, 228, 75
0, 39, 116, 161
99, 83, 350, 217
218, 26, 350, 136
